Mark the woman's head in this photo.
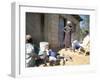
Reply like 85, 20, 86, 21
26, 34, 33, 44
26, 35, 31, 40
67, 21, 72, 26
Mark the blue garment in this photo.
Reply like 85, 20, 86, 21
49, 50, 56, 57
75, 45, 80, 49
72, 40, 81, 50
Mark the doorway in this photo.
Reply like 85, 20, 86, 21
59, 17, 66, 48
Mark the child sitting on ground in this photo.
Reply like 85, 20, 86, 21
48, 49, 57, 66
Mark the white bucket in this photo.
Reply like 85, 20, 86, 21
39, 42, 49, 51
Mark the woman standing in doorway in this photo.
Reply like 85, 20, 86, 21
64, 21, 72, 50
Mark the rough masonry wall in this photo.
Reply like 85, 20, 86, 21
26, 13, 42, 45
44, 14, 59, 50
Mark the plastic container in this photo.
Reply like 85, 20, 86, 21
39, 42, 49, 51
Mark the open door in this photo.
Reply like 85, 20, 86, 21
58, 17, 66, 48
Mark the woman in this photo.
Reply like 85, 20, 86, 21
26, 35, 36, 67
64, 21, 72, 50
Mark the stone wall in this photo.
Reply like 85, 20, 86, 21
26, 13, 42, 45
44, 14, 59, 50
26, 13, 80, 50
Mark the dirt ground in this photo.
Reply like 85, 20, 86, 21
39, 48, 90, 67
58, 48, 90, 65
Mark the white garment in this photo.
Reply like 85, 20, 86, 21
26, 43, 34, 64
49, 56, 57, 61
80, 35, 90, 48
26, 43, 34, 53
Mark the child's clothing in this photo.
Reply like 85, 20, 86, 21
49, 50, 57, 61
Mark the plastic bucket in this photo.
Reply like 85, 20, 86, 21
39, 42, 49, 51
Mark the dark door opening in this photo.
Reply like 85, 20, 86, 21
59, 17, 66, 48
